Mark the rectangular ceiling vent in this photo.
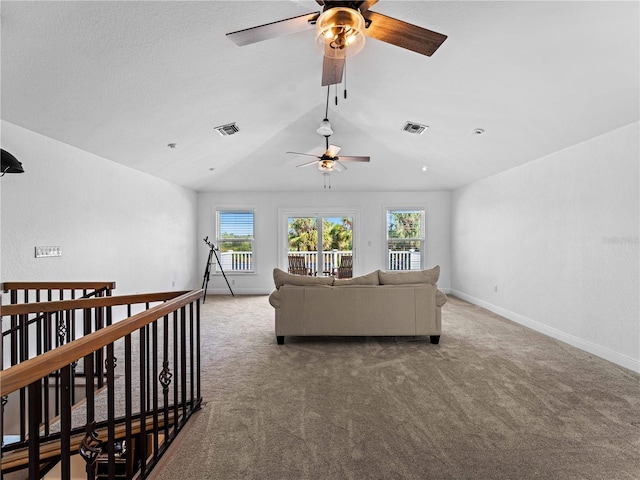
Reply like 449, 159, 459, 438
214, 122, 239, 136
402, 122, 428, 135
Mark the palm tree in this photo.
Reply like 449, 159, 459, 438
288, 217, 318, 251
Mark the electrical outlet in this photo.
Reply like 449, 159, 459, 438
494, 285, 498, 293
231, 279, 235, 285
35, 246, 62, 258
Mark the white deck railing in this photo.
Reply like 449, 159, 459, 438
215, 250, 421, 273
215, 251, 254, 272
287, 250, 351, 275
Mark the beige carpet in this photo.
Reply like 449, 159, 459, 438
149, 295, 640, 480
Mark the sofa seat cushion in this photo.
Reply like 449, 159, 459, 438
378, 265, 440, 285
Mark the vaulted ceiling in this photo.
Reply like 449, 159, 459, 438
1, 1, 638, 192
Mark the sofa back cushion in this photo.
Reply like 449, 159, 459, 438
378, 265, 440, 285
273, 268, 334, 289
333, 270, 380, 286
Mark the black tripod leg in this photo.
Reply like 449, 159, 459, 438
202, 250, 214, 303
212, 248, 234, 296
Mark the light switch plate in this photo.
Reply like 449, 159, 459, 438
35, 246, 62, 258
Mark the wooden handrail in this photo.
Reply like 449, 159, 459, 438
0, 289, 203, 396
2, 281, 117, 292
0, 290, 190, 316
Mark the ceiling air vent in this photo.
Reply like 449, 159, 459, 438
214, 122, 239, 136
402, 121, 428, 135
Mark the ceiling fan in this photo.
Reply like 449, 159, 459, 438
226, 0, 447, 86
289, 141, 369, 173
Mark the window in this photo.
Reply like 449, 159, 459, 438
216, 210, 254, 273
386, 208, 425, 271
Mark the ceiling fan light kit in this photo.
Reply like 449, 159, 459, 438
314, 7, 366, 59
316, 118, 334, 136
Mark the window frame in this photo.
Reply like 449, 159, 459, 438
215, 208, 255, 274
384, 207, 426, 271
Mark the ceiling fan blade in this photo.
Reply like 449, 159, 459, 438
362, 10, 447, 56
338, 155, 370, 162
297, 160, 320, 168
358, 0, 379, 13
287, 151, 322, 159
321, 49, 345, 86
326, 144, 342, 157
334, 161, 347, 172
226, 12, 319, 46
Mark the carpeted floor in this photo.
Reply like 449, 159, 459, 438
149, 295, 640, 480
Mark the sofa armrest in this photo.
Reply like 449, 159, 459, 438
268, 289, 281, 309
435, 289, 447, 307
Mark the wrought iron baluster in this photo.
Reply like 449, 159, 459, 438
173, 310, 179, 434
106, 344, 117, 480
79, 421, 102, 471
28, 379, 42, 480
160, 314, 172, 440
152, 318, 159, 460
124, 333, 134, 479
60, 365, 72, 480
180, 306, 187, 419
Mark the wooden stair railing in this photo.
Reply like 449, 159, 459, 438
2, 281, 117, 373
3, 281, 117, 303
1, 289, 203, 480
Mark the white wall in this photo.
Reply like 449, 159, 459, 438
451, 122, 640, 372
197, 191, 451, 295
1, 121, 199, 295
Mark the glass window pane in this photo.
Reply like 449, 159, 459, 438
323, 217, 353, 251
387, 210, 423, 239
288, 217, 318, 251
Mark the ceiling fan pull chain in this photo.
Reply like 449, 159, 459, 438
335, 84, 338, 106
323, 172, 331, 189
344, 58, 347, 99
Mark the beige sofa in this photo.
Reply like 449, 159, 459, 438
268, 266, 447, 345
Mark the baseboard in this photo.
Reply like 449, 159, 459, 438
450, 289, 640, 374
205, 288, 271, 296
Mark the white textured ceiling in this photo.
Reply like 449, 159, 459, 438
1, 1, 638, 192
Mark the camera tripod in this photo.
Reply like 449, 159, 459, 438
202, 237, 234, 302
